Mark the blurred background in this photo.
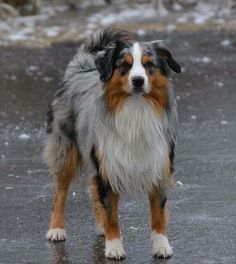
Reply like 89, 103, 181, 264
0, 1, 236, 264
0, 0, 236, 45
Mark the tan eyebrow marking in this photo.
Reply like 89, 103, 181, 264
122, 53, 133, 65
141, 55, 152, 65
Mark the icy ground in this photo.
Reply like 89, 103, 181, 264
0, 1, 236, 263
0, 0, 236, 46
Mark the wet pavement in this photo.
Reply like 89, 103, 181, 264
0, 29, 236, 264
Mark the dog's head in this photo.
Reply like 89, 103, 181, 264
88, 27, 181, 112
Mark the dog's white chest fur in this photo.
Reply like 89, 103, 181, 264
97, 97, 169, 195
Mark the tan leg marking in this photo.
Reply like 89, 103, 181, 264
90, 177, 106, 236
149, 187, 173, 258
149, 188, 168, 235
90, 178, 125, 260
47, 143, 79, 242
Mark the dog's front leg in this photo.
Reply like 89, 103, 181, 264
104, 189, 125, 260
90, 176, 125, 260
149, 187, 173, 258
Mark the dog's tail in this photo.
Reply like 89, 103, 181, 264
84, 26, 136, 54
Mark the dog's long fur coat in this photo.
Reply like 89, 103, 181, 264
44, 27, 181, 260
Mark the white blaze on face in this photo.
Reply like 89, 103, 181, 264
129, 42, 149, 92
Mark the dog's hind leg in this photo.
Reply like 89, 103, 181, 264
45, 136, 79, 242
90, 175, 125, 260
149, 186, 173, 259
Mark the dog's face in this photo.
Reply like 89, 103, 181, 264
95, 40, 181, 112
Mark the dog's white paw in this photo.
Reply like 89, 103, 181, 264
151, 232, 173, 259
46, 228, 66, 242
105, 239, 126, 260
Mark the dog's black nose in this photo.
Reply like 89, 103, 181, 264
132, 76, 144, 88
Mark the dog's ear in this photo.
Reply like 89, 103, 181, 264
157, 47, 181, 73
85, 27, 135, 82
94, 43, 119, 82
149, 41, 181, 74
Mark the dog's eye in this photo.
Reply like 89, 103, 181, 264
120, 61, 131, 70
144, 61, 155, 69
119, 61, 131, 75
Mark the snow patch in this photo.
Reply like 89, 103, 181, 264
221, 39, 231, 47
176, 16, 188, 23
10, 75, 17, 81
8, 28, 33, 41
88, 7, 157, 27
202, 57, 211, 63
176, 181, 183, 186
192, 3, 215, 24
215, 81, 224, 87
220, 120, 228, 125
137, 29, 146, 36
166, 24, 176, 32
43, 77, 53, 82
194, 14, 209, 24
129, 226, 138, 230
28, 66, 39, 71
194, 57, 212, 63
5, 187, 14, 190
172, 3, 182, 11
19, 133, 30, 140
54, 5, 69, 13
44, 26, 61, 37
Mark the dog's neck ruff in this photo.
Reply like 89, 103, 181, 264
97, 96, 169, 196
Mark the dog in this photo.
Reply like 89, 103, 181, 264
44, 26, 181, 260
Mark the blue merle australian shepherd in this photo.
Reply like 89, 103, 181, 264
44, 26, 181, 260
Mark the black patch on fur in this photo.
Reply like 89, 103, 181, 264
46, 104, 54, 134
85, 27, 135, 82
90, 146, 110, 207
149, 42, 181, 76
85, 26, 135, 54
95, 41, 128, 82
169, 141, 175, 174
118, 57, 132, 76
76, 68, 96, 74
46, 82, 68, 134
54, 81, 67, 98
55, 87, 66, 98
160, 197, 167, 210
96, 174, 110, 208
59, 111, 76, 141
158, 59, 171, 76
90, 146, 99, 171
157, 48, 181, 74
